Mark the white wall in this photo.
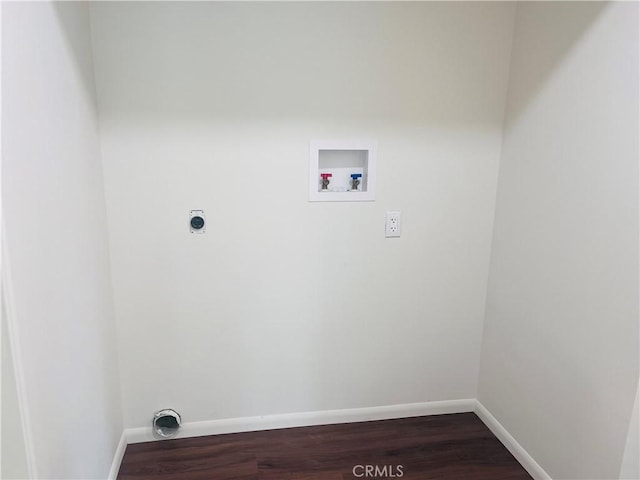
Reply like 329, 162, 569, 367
89, 2, 516, 428
2, 297, 29, 479
2, 2, 123, 478
620, 381, 639, 479
478, 3, 639, 479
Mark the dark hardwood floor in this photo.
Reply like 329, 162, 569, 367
118, 413, 532, 480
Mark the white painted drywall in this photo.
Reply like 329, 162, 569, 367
89, 2, 516, 428
620, 380, 639, 479
478, 2, 639, 479
2, 2, 123, 478
2, 297, 29, 479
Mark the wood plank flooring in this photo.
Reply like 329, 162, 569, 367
118, 413, 532, 480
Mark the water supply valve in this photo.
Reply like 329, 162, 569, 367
320, 173, 332, 190
350, 173, 362, 191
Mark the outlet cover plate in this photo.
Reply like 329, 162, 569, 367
385, 211, 401, 237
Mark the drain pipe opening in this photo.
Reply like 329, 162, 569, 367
153, 409, 181, 438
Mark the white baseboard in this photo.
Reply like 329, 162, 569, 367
111, 398, 548, 479
108, 431, 127, 480
474, 400, 551, 480
110, 399, 474, 476
124, 398, 475, 444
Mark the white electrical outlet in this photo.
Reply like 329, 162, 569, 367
385, 211, 402, 237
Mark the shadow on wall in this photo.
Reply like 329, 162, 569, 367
87, 1, 518, 126
52, 1, 98, 111
506, 1, 607, 126
53, 1, 608, 135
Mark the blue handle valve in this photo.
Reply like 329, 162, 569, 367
350, 173, 362, 191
